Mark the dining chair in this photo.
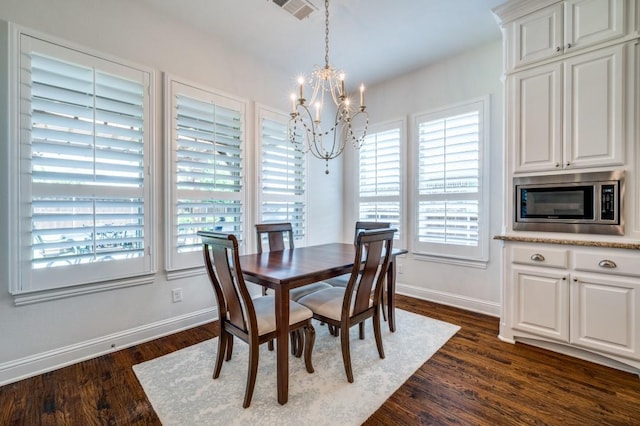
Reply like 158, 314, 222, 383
198, 231, 316, 408
324, 221, 392, 329
297, 227, 396, 383
256, 223, 333, 302
256, 222, 333, 354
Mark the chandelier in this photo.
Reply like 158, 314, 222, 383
288, 0, 369, 174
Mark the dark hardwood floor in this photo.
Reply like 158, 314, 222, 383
1, 295, 639, 425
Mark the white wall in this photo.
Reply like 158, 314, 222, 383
344, 40, 505, 316
0, 0, 341, 385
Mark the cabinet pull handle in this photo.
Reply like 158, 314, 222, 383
598, 259, 617, 269
530, 253, 545, 262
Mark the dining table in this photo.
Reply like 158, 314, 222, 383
238, 242, 408, 405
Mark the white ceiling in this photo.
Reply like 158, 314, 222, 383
137, 0, 505, 86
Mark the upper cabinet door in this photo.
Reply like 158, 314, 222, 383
509, 0, 627, 71
564, 0, 626, 51
513, 3, 564, 69
563, 44, 624, 169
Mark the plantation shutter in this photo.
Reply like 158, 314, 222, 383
19, 35, 151, 293
165, 79, 246, 272
175, 95, 243, 252
416, 109, 480, 248
259, 111, 306, 241
358, 126, 401, 239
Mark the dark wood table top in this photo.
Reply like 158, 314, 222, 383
239, 242, 407, 289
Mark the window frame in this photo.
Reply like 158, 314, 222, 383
411, 96, 490, 265
7, 24, 157, 303
164, 75, 248, 277
255, 104, 308, 248
353, 118, 406, 249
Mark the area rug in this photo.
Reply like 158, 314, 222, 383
133, 309, 459, 426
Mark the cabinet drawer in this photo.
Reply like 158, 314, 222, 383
511, 246, 568, 269
574, 251, 640, 278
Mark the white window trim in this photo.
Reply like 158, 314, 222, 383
255, 103, 308, 249
350, 118, 407, 249
7, 24, 157, 304
411, 96, 490, 264
164, 74, 248, 276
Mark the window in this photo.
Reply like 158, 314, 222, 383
10, 29, 154, 297
257, 105, 307, 246
165, 77, 246, 273
413, 98, 489, 262
357, 120, 404, 246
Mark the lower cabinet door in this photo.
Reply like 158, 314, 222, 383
570, 274, 640, 359
512, 267, 570, 342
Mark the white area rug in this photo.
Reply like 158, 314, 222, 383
133, 309, 459, 426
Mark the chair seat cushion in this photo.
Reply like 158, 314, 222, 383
324, 274, 349, 288
252, 295, 313, 336
265, 281, 333, 301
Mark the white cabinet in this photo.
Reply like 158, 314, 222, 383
512, 44, 624, 173
502, 243, 640, 371
510, 0, 626, 70
570, 273, 640, 358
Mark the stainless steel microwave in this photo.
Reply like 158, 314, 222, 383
514, 171, 624, 235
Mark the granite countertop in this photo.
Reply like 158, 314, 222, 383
493, 235, 640, 250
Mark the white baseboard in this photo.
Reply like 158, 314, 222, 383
0, 307, 217, 387
397, 282, 500, 317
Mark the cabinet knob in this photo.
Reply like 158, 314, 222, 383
530, 253, 545, 262
565, 162, 571, 167
567, 43, 572, 49
555, 163, 561, 168
598, 259, 617, 269
556, 46, 561, 52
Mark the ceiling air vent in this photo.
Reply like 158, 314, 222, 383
271, 0, 317, 20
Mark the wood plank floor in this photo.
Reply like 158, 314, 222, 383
1, 295, 639, 425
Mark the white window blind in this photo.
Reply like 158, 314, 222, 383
258, 106, 306, 245
358, 123, 402, 242
414, 99, 488, 261
14, 33, 153, 294
166, 79, 246, 271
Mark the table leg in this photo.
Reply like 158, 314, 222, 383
387, 259, 397, 332
275, 286, 290, 404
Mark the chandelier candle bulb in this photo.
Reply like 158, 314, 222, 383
290, 94, 296, 114
315, 102, 321, 122
360, 84, 365, 107
340, 73, 345, 97
298, 77, 304, 101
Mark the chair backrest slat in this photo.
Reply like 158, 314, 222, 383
345, 228, 396, 316
256, 222, 294, 254
199, 231, 256, 334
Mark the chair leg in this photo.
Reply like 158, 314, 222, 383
340, 323, 354, 383
380, 291, 388, 322
294, 330, 305, 357
373, 310, 385, 359
225, 335, 234, 361
303, 323, 315, 373
243, 341, 259, 408
359, 322, 365, 340
213, 331, 228, 379
268, 340, 274, 351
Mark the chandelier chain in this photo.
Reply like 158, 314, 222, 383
324, 0, 330, 68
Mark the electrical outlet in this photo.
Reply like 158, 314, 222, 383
172, 288, 183, 303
